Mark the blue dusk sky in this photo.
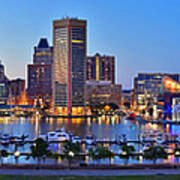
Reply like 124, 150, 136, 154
0, 0, 180, 89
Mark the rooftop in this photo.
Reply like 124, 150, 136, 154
37, 38, 49, 48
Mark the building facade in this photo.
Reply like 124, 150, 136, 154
86, 81, 121, 107
27, 38, 53, 105
134, 73, 180, 113
87, 53, 115, 84
121, 89, 135, 107
53, 18, 87, 115
9, 78, 25, 105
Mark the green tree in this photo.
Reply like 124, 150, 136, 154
108, 102, 119, 110
143, 146, 167, 165
149, 107, 154, 117
119, 144, 135, 165
123, 102, 131, 109
142, 109, 146, 116
63, 140, 81, 169
30, 138, 50, 169
0, 150, 8, 165
89, 146, 114, 164
48, 152, 61, 165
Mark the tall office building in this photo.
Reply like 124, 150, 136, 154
27, 38, 53, 105
0, 60, 9, 104
87, 53, 115, 84
53, 18, 87, 115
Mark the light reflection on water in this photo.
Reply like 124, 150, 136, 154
0, 116, 179, 165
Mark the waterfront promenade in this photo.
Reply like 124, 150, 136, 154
0, 168, 180, 176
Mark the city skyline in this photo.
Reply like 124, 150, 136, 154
1, 0, 180, 88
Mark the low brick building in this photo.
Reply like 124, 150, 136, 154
86, 81, 121, 107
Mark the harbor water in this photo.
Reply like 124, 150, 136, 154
0, 115, 179, 165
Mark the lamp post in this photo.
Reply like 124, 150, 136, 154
69, 151, 74, 158
122, 151, 127, 156
122, 151, 128, 165
14, 151, 20, 165
68, 151, 74, 169
175, 150, 180, 165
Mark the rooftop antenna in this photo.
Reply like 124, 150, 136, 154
63, 14, 69, 19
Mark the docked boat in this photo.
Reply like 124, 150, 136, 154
55, 132, 70, 141
85, 135, 94, 145
72, 136, 81, 144
38, 134, 47, 141
47, 127, 70, 142
140, 129, 178, 145
127, 112, 136, 120
55, 127, 65, 133
47, 131, 57, 142
1, 134, 9, 146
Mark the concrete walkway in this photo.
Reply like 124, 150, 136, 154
0, 169, 180, 176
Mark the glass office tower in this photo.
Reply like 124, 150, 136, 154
53, 18, 87, 115
27, 38, 53, 105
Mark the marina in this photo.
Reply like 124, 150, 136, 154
0, 115, 179, 165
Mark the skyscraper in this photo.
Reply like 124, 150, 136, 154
0, 60, 9, 104
53, 18, 87, 115
27, 38, 53, 105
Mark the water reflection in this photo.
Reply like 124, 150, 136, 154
0, 115, 179, 164
0, 116, 169, 139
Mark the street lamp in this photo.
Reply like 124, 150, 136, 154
68, 151, 75, 169
175, 151, 180, 156
175, 151, 180, 164
69, 151, 74, 157
14, 151, 20, 157
14, 151, 20, 164
122, 151, 127, 156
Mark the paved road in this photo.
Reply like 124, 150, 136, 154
0, 169, 180, 176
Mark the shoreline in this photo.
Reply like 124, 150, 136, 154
0, 166, 180, 177
0, 163, 180, 170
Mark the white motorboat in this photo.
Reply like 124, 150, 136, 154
85, 135, 94, 145
55, 132, 69, 142
38, 134, 47, 141
142, 143, 152, 151
156, 136, 165, 145
55, 127, 65, 133
176, 135, 180, 142
1, 134, 9, 146
72, 136, 81, 144
47, 131, 56, 142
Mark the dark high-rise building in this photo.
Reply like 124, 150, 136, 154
27, 38, 53, 105
0, 60, 8, 83
87, 53, 115, 84
53, 18, 87, 115
9, 78, 25, 104
33, 38, 53, 65
0, 60, 9, 104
